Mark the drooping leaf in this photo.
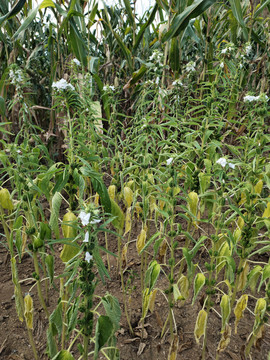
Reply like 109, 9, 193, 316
162, 0, 217, 42
94, 316, 114, 360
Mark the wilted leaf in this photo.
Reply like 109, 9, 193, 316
192, 273, 205, 305
220, 294, 231, 332
234, 294, 248, 334
194, 309, 208, 344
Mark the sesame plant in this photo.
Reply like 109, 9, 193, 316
0, 0, 270, 359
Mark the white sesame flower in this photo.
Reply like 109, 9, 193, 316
85, 251, 92, 263
221, 48, 227, 54
220, 62, 224, 69
243, 95, 258, 102
228, 163, 235, 169
186, 61, 196, 73
172, 79, 183, 86
239, 63, 243, 69
83, 231, 89, 243
52, 78, 75, 91
79, 211, 91, 226
72, 58, 81, 66
216, 157, 227, 168
17, 150, 22, 154
259, 93, 269, 102
9, 68, 23, 84
103, 85, 115, 92
90, 218, 101, 225
166, 157, 173, 166
245, 43, 252, 56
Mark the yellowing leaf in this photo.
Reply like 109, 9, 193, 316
220, 294, 231, 332
124, 207, 132, 235
234, 294, 248, 334
233, 228, 241, 243
60, 211, 79, 262
124, 186, 133, 208
134, 202, 142, 219
237, 216, 245, 230
159, 199, 165, 211
149, 289, 158, 313
149, 195, 156, 216
142, 288, 151, 319
263, 202, 270, 218
173, 283, 185, 301
217, 241, 231, 274
253, 298, 267, 334
239, 192, 246, 205
168, 334, 179, 360
237, 261, 249, 291
94, 192, 99, 206
217, 324, 231, 353
254, 179, 263, 195
108, 185, 116, 201
39, 0, 55, 9
188, 191, 199, 217
136, 228, 146, 254
179, 275, 189, 300
24, 294, 33, 329
0, 188, 13, 210
194, 309, 208, 344
62, 211, 77, 238
192, 273, 206, 305
121, 244, 127, 267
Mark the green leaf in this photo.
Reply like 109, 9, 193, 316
94, 316, 114, 360
49, 192, 62, 239
123, 0, 135, 26
0, 0, 26, 26
47, 324, 58, 358
228, 0, 248, 41
52, 350, 75, 360
162, 0, 217, 42
133, 3, 158, 51
0, 96, 6, 116
102, 294, 121, 331
110, 199, 125, 234
49, 301, 62, 338
128, 65, 147, 87
139, 232, 161, 254
69, 18, 87, 67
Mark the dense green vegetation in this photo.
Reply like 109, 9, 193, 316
0, 1, 270, 359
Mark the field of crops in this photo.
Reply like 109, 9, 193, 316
0, 1, 270, 359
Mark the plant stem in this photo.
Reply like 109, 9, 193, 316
33, 252, 50, 318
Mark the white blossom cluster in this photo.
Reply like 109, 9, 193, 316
149, 50, 163, 63
186, 61, 196, 73
72, 58, 81, 66
243, 93, 269, 102
172, 78, 183, 86
216, 157, 235, 169
220, 43, 234, 55
52, 78, 75, 91
245, 43, 252, 57
103, 85, 115, 92
78, 210, 101, 226
9, 68, 23, 85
